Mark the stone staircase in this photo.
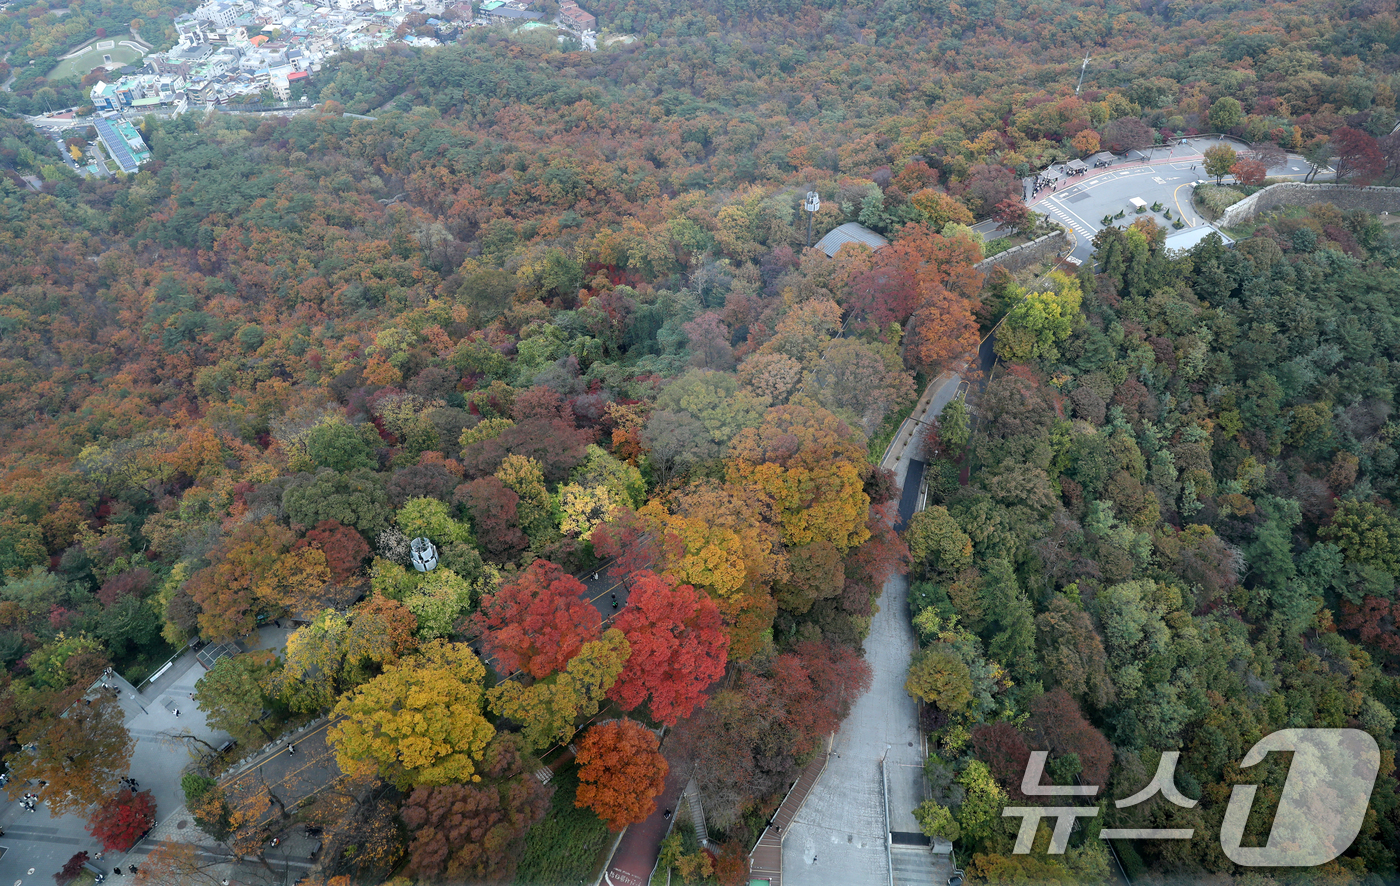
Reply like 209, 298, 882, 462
682, 778, 709, 847
891, 843, 946, 886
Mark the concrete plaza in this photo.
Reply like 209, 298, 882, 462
0, 624, 311, 886
1029, 137, 1319, 263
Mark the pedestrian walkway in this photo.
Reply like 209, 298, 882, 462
603, 765, 688, 886
881, 372, 963, 475
749, 739, 833, 886
781, 561, 925, 886
1039, 202, 1097, 242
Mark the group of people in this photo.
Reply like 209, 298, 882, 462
120, 776, 140, 790
1032, 165, 1089, 198
19, 791, 39, 812
1032, 172, 1062, 197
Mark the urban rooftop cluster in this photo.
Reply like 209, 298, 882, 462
88, 0, 594, 112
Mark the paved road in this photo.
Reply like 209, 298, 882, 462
582, 567, 633, 621
778, 371, 957, 886
780, 560, 925, 886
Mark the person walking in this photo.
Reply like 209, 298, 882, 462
173, 709, 180, 717
287, 745, 295, 755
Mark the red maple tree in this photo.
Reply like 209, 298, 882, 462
87, 789, 156, 852
55, 851, 90, 886
590, 507, 675, 579
1340, 597, 1400, 658
971, 722, 1032, 798
1333, 126, 1386, 185
1229, 159, 1267, 186
608, 571, 729, 726
772, 640, 873, 756
574, 719, 668, 831
1026, 688, 1113, 788
473, 559, 601, 678
294, 519, 371, 583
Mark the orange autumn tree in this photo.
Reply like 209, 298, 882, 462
184, 516, 296, 642
609, 570, 729, 726
574, 719, 668, 831
726, 404, 872, 553
253, 546, 332, 615
637, 482, 784, 659
871, 223, 983, 372
638, 482, 785, 600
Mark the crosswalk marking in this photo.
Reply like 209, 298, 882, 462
1042, 204, 1094, 240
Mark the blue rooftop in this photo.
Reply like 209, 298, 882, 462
95, 118, 140, 173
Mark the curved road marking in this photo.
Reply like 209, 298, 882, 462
1173, 183, 1197, 226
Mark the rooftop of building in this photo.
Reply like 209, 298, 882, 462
814, 222, 889, 257
1163, 223, 1233, 252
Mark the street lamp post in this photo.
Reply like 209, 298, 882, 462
804, 190, 820, 248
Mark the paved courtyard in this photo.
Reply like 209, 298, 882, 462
0, 624, 310, 886
1027, 137, 1318, 263
0, 658, 228, 886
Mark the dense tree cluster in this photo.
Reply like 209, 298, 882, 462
907, 215, 1400, 881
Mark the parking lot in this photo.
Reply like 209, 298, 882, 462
1027, 137, 1319, 263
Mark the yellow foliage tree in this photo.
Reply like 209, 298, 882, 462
495, 454, 556, 546
328, 640, 495, 789
726, 405, 871, 552
253, 546, 331, 614
486, 629, 630, 751
558, 483, 616, 537
639, 483, 786, 600
759, 298, 842, 367
910, 189, 975, 228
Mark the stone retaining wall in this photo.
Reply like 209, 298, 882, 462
1217, 182, 1400, 228
975, 229, 1072, 274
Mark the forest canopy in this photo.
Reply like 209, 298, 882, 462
1, 0, 1400, 882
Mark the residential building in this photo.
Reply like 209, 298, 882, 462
94, 116, 151, 174
194, 0, 242, 27
90, 81, 121, 111
558, 0, 594, 30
